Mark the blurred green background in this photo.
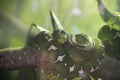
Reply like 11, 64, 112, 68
0, 0, 117, 48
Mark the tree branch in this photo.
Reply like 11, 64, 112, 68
0, 47, 40, 71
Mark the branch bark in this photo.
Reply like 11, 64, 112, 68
0, 47, 40, 71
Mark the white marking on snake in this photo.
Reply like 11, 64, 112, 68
69, 64, 75, 73
64, 63, 67, 66
48, 39, 53, 42
96, 59, 102, 65
48, 45, 58, 51
98, 78, 102, 80
41, 70, 44, 73
95, 65, 99, 70
45, 36, 53, 42
55, 55, 66, 63
78, 66, 84, 76
38, 47, 41, 50
89, 63, 95, 72
45, 36, 49, 40
57, 74, 60, 77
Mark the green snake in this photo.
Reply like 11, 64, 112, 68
26, 11, 104, 80
19, 0, 120, 80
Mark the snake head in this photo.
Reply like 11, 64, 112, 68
64, 33, 104, 72
66, 33, 96, 61
50, 11, 68, 44
68, 34, 95, 50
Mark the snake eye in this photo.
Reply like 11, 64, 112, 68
69, 34, 95, 50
